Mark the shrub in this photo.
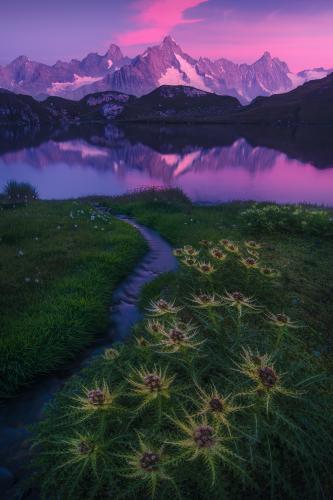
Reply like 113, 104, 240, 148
241, 204, 333, 236
3, 180, 39, 202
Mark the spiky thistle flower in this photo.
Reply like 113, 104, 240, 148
260, 267, 280, 278
54, 432, 101, 476
196, 261, 216, 275
183, 245, 200, 257
266, 312, 298, 328
103, 348, 120, 361
146, 319, 166, 337
240, 257, 259, 270
127, 365, 175, 405
168, 412, 238, 484
155, 321, 203, 353
123, 436, 172, 498
135, 336, 149, 347
209, 247, 227, 262
235, 348, 297, 412
222, 291, 259, 317
245, 241, 262, 251
181, 256, 197, 267
224, 242, 240, 254
147, 299, 182, 316
173, 248, 183, 257
74, 381, 115, 412
195, 384, 241, 429
219, 239, 231, 247
199, 239, 213, 247
190, 292, 222, 309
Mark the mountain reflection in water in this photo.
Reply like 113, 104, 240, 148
0, 124, 332, 205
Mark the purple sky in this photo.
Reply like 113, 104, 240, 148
1, 0, 332, 71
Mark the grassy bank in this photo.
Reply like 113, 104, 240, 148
29, 190, 333, 499
0, 200, 146, 396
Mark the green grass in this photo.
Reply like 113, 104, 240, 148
28, 190, 333, 500
0, 200, 147, 396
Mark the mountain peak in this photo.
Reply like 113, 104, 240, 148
10, 55, 29, 65
261, 51, 272, 61
105, 44, 123, 61
161, 35, 179, 49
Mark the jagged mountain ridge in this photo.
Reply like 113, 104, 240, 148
0, 36, 331, 103
0, 44, 130, 100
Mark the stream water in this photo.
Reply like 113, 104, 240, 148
0, 213, 177, 499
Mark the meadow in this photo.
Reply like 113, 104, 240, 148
0, 194, 146, 396
25, 189, 333, 499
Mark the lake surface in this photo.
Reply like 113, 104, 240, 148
0, 124, 333, 205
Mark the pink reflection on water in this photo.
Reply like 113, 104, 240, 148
174, 154, 333, 205
0, 140, 333, 205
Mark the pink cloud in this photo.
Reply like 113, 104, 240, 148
118, 0, 206, 46
174, 10, 333, 72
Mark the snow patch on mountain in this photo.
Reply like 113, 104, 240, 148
159, 67, 184, 87
48, 74, 102, 94
287, 73, 305, 88
298, 68, 330, 81
175, 54, 210, 92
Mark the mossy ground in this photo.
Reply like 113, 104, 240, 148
28, 190, 333, 500
0, 200, 146, 396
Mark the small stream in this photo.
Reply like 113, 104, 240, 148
0, 214, 177, 499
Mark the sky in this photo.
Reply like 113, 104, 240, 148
0, 0, 332, 71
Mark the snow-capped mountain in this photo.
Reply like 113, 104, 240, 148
0, 36, 331, 103
0, 44, 130, 99
71, 37, 294, 102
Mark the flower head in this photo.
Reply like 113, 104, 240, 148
260, 267, 280, 278
222, 291, 259, 316
169, 412, 237, 484
147, 299, 182, 316
74, 381, 115, 412
219, 239, 231, 247
103, 348, 120, 361
266, 312, 298, 328
240, 257, 258, 269
235, 348, 297, 412
196, 261, 216, 275
190, 292, 221, 309
199, 239, 213, 247
146, 319, 166, 337
183, 245, 200, 257
195, 384, 241, 428
224, 242, 240, 254
124, 436, 171, 498
127, 366, 175, 405
155, 321, 203, 353
181, 256, 197, 267
135, 336, 149, 347
173, 248, 183, 257
209, 248, 227, 262
245, 241, 261, 251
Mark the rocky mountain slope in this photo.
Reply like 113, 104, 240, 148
0, 37, 331, 103
228, 72, 333, 125
1, 71, 333, 128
